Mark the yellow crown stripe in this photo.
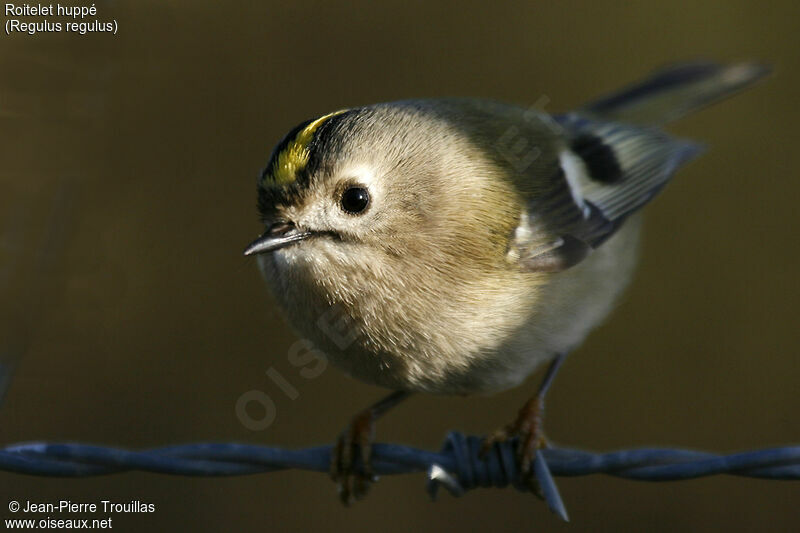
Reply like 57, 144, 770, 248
270, 109, 348, 185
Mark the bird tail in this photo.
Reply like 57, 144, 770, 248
579, 61, 770, 126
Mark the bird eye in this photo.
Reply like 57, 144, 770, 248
340, 186, 370, 215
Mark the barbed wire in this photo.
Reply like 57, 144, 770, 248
3, 432, 799, 522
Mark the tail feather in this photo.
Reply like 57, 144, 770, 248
580, 61, 771, 125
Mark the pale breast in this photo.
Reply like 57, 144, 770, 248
258, 217, 640, 395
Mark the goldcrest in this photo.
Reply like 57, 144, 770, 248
244, 61, 768, 503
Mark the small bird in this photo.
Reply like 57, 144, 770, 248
244, 61, 768, 504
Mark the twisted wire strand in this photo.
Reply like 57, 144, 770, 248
3, 432, 799, 522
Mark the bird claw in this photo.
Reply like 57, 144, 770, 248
330, 410, 377, 505
481, 395, 549, 497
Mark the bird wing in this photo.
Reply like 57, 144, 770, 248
510, 115, 701, 272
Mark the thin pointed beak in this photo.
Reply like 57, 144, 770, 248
243, 223, 312, 256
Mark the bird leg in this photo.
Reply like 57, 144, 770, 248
330, 390, 411, 505
481, 353, 567, 494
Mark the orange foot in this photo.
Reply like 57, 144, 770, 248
329, 390, 410, 506
330, 408, 377, 506
482, 394, 550, 496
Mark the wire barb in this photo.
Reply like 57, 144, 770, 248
2, 431, 799, 521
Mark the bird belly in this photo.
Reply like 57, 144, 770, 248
390, 216, 642, 395
259, 217, 641, 396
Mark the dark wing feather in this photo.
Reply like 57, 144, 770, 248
512, 115, 701, 272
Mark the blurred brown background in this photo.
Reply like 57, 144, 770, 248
1, 1, 798, 531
